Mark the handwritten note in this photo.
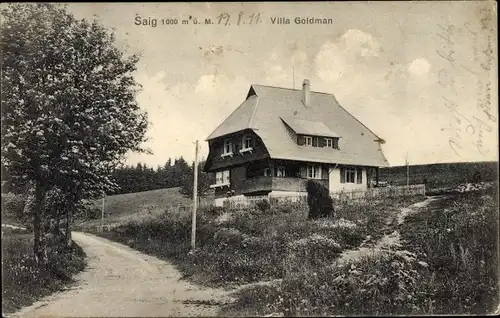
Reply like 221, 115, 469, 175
436, 5, 497, 159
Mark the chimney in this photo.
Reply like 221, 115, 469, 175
302, 79, 310, 107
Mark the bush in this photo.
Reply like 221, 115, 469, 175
1, 193, 28, 225
255, 199, 271, 213
213, 227, 245, 248
306, 180, 334, 219
201, 205, 227, 217
279, 250, 427, 316
285, 234, 342, 274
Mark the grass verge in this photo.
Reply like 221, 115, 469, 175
1, 227, 87, 315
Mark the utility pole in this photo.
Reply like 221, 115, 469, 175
405, 153, 410, 187
191, 140, 199, 251
101, 194, 105, 232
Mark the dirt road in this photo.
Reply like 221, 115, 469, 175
11, 232, 234, 317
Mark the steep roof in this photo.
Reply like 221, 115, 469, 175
206, 84, 389, 167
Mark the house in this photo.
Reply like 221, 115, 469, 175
204, 79, 389, 206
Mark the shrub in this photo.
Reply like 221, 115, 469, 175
1, 193, 28, 225
255, 199, 271, 213
201, 205, 227, 217
306, 180, 334, 219
285, 234, 342, 274
213, 227, 245, 248
279, 250, 427, 316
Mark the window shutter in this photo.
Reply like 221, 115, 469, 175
340, 167, 346, 183
319, 137, 326, 147
300, 166, 307, 178
297, 135, 305, 146
312, 137, 318, 147
333, 138, 339, 149
357, 168, 362, 184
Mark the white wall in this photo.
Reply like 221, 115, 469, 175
329, 167, 367, 192
215, 194, 247, 207
269, 191, 306, 197
214, 197, 226, 207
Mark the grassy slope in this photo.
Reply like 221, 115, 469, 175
91, 195, 424, 289
77, 187, 213, 229
1, 227, 87, 315
399, 190, 499, 314
221, 189, 498, 316
379, 161, 498, 189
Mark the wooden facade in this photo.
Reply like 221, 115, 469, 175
205, 129, 270, 172
205, 129, 380, 200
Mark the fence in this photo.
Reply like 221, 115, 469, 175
330, 184, 426, 200
221, 184, 426, 209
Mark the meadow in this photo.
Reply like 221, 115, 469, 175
379, 161, 497, 191
76, 187, 213, 230
88, 182, 498, 316
91, 193, 426, 313
223, 187, 499, 316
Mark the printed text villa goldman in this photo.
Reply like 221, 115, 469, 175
271, 16, 333, 24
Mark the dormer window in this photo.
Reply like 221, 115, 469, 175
240, 135, 253, 154
324, 137, 339, 149
304, 136, 313, 146
221, 139, 233, 157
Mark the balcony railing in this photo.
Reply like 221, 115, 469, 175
241, 176, 328, 194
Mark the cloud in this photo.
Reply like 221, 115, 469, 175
340, 29, 382, 57
313, 29, 462, 165
315, 29, 382, 84
126, 71, 250, 166
408, 58, 431, 76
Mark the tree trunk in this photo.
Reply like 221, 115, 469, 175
32, 182, 47, 267
55, 208, 60, 234
66, 206, 72, 248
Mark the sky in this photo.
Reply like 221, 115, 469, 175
65, 2, 498, 167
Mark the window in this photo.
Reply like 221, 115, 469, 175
222, 139, 233, 155
340, 168, 356, 183
263, 168, 272, 177
276, 166, 286, 177
213, 170, 230, 187
307, 165, 322, 179
223, 170, 230, 184
242, 136, 252, 149
356, 168, 363, 184
216, 171, 223, 184
325, 138, 333, 148
304, 136, 313, 146
312, 136, 318, 147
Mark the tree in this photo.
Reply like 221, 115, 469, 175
180, 159, 214, 198
306, 180, 334, 219
1, 3, 148, 264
